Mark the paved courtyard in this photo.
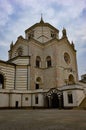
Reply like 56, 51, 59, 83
0, 109, 86, 130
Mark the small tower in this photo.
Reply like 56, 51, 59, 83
71, 41, 75, 49
10, 41, 13, 50
62, 28, 67, 38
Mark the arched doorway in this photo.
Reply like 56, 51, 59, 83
0, 74, 4, 89
51, 93, 59, 108
44, 88, 64, 109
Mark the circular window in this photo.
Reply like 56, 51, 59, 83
64, 52, 70, 64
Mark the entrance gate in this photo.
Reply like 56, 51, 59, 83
44, 88, 63, 109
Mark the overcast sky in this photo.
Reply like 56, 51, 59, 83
0, 0, 86, 79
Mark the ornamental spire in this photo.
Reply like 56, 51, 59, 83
40, 13, 44, 23
10, 41, 13, 49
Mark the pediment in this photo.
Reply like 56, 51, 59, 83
59, 37, 76, 52
9, 36, 27, 52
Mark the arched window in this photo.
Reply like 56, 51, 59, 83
64, 52, 70, 64
46, 56, 52, 68
36, 56, 41, 68
17, 47, 23, 56
0, 74, 4, 89
35, 77, 42, 89
68, 74, 75, 85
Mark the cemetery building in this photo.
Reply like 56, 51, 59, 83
0, 17, 86, 109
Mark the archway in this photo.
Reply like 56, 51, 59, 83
44, 88, 64, 109
0, 74, 4, 89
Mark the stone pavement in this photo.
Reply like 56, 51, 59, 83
0, 109, 86, 130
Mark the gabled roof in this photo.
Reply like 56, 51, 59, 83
25, 19, 59, 33
8, 36, 28, 52
59, 37, 76, 52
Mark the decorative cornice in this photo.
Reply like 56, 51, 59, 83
7, 56, 31, 63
